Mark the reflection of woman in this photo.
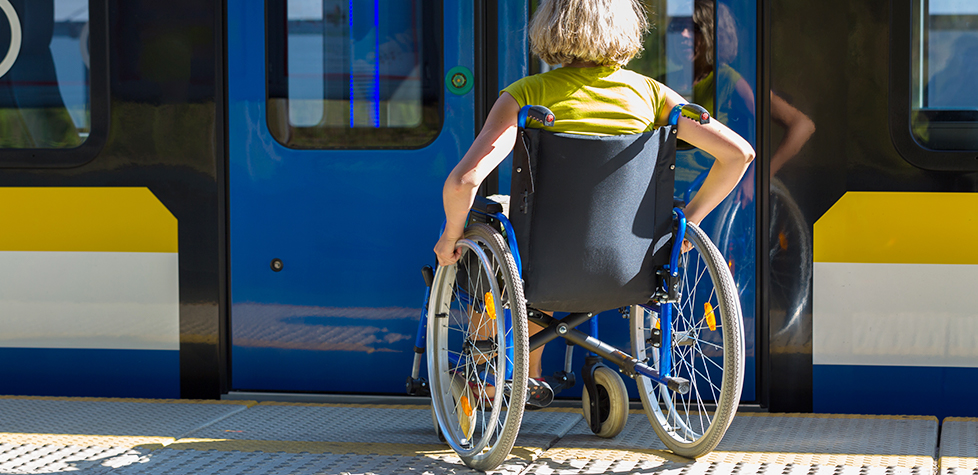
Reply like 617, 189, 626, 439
690, 0, 753, 129
686, 0, 814, 201
684, 0, 815, 338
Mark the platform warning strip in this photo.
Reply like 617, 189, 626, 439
0, 397, 964, 474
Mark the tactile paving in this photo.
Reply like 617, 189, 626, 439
710, 414, 937, 467
0, 397, 951, 475
0, 443, 138, 474
0, 398, 252, 443
526, 412, 938, 475
181, 401, 581, 455
939, 418, 978, 475
89, 448, 528, 475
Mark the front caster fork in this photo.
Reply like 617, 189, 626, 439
582, 355, 608, 434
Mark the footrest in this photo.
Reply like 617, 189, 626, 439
544, 371, 576, 396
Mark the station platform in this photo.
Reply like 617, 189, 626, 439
0, 395, 972, 475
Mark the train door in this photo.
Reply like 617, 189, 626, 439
226, 0, 489, 393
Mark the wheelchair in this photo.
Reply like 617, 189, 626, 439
407, 104, 745, 471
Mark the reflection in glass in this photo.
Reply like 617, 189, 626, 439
268, 0, 440, 149
0, 0, 89, 149
912, 0, 978, 150
626, 0, 695, 99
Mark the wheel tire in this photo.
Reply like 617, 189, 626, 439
712, 191, 754, 307
768, 178, 811, 340
630, 222, 745, 458
427, 223, 528, 471
581, 366, 629, 438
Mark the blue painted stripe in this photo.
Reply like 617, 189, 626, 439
0, 348, 179, 398
815, 364, 978, 419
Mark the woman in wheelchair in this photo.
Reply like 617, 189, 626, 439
428, 0, 754, 470
434, 0, 753, 400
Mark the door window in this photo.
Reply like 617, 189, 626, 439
266, 0, 442, 149
911, 0, 978, 150
0, 0, 91, 149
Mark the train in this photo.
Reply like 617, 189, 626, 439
0, 0, 975, 419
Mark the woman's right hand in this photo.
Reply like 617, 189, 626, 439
434, 231, 463, 267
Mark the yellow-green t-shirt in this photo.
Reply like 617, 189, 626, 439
501, 66, 667, 136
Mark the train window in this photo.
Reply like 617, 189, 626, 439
0, 0, 93, 150
266, 0, 442, 149
911, 0, 978, 151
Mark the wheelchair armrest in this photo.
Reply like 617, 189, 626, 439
472, 195, 504, 215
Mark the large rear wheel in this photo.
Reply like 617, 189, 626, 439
630, 222, 745, 457
427, 223, 528, 471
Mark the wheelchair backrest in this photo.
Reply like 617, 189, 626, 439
509, 126, 677, 313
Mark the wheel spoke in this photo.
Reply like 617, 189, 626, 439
426, 225, 527, 469
630, 223, 743, 456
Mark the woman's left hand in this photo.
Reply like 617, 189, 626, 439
434, 232, 463, 266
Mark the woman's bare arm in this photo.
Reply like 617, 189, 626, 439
659, 87, 755, 226
434, 92, 521, 266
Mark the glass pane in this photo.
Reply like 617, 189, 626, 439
633, 0, 757, 140
626, 0, 695, 99
0, 0, 90, 149
912, 0, 978, 150
267, 0, 441, 149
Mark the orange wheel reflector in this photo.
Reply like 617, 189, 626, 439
461, 395, 473, 417
779, 232, 788, 250
704, 302, 717, 331
485, 292, 497, 320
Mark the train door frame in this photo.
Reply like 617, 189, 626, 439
756, 0, 774, 411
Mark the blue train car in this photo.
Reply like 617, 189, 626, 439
0, 0, 975, 419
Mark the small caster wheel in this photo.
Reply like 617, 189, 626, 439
582, 366, 629, 438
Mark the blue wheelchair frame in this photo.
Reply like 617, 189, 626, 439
407, 103, 713, 411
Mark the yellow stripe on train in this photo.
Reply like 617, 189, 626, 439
813, 191, 978, 368
0, 187, 177, 253
814, 192, 978, 265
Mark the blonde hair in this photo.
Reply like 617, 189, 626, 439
529, 0, 649, 67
